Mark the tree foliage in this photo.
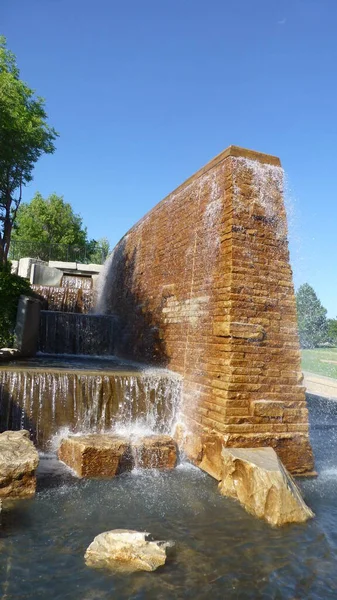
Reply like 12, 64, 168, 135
327, 318, 337, 346
0, 35, 58, 264
296, 283, 328, 348
0, 262, 33, 347
88, 236, 110, 263
13, 192, 89, 247
12, 193, 110, 263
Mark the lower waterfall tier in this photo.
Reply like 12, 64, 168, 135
0, 363, 182, 450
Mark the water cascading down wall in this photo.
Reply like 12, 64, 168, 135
98, 146, 314, 476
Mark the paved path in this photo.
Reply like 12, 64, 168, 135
303, 371, 337, 401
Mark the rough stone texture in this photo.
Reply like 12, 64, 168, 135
0, 430, 39, 498
132, 435, 178, 469
58, 434, 178, 476
58, 435, 133, 478
98, 145, 314, 475
85, 529, 170, 572
218, 447, 314, 526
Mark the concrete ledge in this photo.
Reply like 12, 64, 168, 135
48, 261, 103, 274
303, 371, 337, 401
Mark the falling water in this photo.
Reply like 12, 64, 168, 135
39, 311, 119, 355
61, 274, 93, 289
0, 366, 182, 450
32, 285, 93, 313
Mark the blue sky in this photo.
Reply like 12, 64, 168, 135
2, 0, 337, 316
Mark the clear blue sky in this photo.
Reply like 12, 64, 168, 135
2, 0, 337, 316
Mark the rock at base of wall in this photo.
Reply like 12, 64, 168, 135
132, 435, 178, 469
218, 447, 314, 526
58, 435, 133, 478
0, 348, 21, 362
85, 529, 171, 572
0, 430, 39, 499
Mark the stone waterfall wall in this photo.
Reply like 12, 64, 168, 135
98, 145, 314, 475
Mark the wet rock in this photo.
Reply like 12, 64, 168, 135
218, 447, 314, 526
0, 348, 20, 362
58, 434, 133, 478
0, 430, 39, 498
133, 435, 178, 469
85, 529, 171, 572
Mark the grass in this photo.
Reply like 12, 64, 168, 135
301, 347, 337, 380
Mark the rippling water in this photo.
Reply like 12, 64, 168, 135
0, 395, 337, 600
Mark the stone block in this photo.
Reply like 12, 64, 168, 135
132, 435, 178, 469
0, 430, 39, 498
85, 529, 171, 572
30, 263, 63, 286
76, 263, 104, 273
14, 295, 41, 357
213, 321, 266, 341
18, 257, 36, 279
252, 400, 285, 418
218, 447, 314, 526
58, 435, 133, 478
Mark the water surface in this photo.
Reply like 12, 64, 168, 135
0, 395, 336, 600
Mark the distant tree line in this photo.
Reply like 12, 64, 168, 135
296, 283, 337, 348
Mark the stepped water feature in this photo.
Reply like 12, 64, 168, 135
1, 146, 329, 599
1, 268, 182, 451
32, 284, 93, 313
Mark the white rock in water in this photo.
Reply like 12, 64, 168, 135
0, 430, 39, 499
218, 447, 314, 527
85, 529, 172, 572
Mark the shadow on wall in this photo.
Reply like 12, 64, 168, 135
0, 384, 37, 443
99, 238, 169, 367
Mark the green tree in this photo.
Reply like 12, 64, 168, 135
327, 318, 337, 346
13, 192, 89, 251
296, 283, 328, 348
0, 35, 58, 264
0, 262, 33, 347
87, 237, 110, 264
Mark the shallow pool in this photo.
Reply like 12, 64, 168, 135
0, 395, 336, 600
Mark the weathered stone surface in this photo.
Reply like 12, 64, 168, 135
0, 430, 39, 498
213, 322, 266, 341
133, 435, 178, 469
58, 435, 133, 478
85, 529, 171, 572
218, 447, 314, 526
97, 145, 314, 476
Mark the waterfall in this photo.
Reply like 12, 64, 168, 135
32, 285, 93, 313
61, 274, 93, 289
39, 311, 119, 356
0, 367, 182, 450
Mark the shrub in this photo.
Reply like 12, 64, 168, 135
0, 263, 33, 347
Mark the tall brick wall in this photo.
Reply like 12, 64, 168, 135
99, 146, 314, 475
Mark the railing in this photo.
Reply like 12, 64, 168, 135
8, 240, 109, 265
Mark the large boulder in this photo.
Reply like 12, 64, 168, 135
0, 430, 39, 498
85, 529, 171, 572
132, 435, 178, 469
218, 447, 314, 526
58, 434, 133, 478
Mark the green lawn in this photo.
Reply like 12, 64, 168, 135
301, 347, 337, 379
